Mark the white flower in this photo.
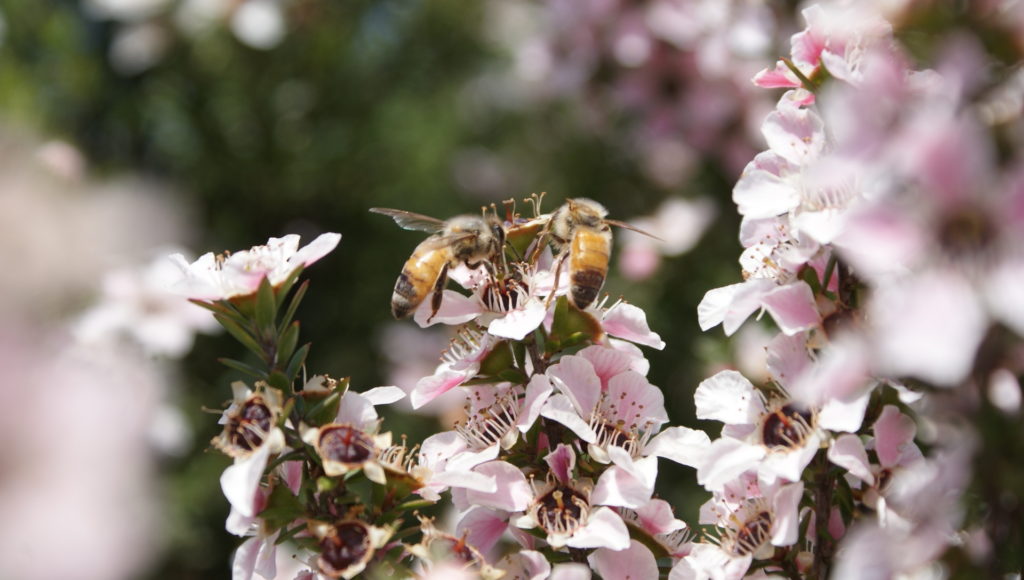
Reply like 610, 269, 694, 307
169, 232, 340, 300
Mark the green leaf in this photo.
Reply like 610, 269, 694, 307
267, 370, 291, 391
285, 343, 311, 382
218, 357, 267, 380
548, 296, 601, 353
255, 275, 277, 336
278, 280, 309, 333
274, 266, 305, 310
497, 369, 529, 383
259, 483, 305, 531
303, 392, 341, 426
478, 340, 513, 377
278, 321, 301, 367
214, 313, 263, 358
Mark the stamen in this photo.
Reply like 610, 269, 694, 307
456, 392, 520, 450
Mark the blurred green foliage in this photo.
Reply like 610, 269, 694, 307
0, 0, 745, 576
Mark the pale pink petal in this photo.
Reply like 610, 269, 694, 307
694, 370, 764, 425
788, 334, 870, 408
762, 95, 826, 165
607, 370, 668, 427
232, 536, 262, 580
335, 391, 377, 427
759, 434, 820, 484
578, 345, 635, 387
592, 451, 657, 509
361, 385, 406, 406
499, 550, 551, 580
770, 482, 804, 546
733, 152, 800, 219
285, 232, 341, 270
589, 540, 658, 579
985, 258, 1024, 337
545, 444, 576, 484
550, 563, 592, 580
411, 367, 473, 409
869, 273, 987, 387
566, 507, 630, 550
828, 434, 874, 485
456, 507, 509, 553
221, 443, 272, 518
488, 299, 547, 340
547, 355, 601, 416
761, 283, 819, 336
518, 374, 554, 433
413, 290, 482, 328
698, 438, 766, 492
644, 426, 711, 468
601, 303, 666, 349
461, 461, 532, 512
873, 405, 917, 469
633, 498, 687, 535
698, 279, 775, 336
818, 390, 871, 433
540, 394, 598, 442
752, 62, 802, 89
765, 332, 811, 390
672, 543, 752, 580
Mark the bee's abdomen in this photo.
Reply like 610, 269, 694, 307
391, 248, 447, 318
569, 229, 611, 310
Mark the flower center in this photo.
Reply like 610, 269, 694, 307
227, 398, 273, 451
319, 425, 375, 465
729, 510, 773, 556
535, 485, 590, 537
761, 403, 814, 449
319, 521, 371, 575
937, 206, 996, 260
481, 277, 526, 313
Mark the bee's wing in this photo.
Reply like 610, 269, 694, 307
370, 208, 447, 234
414, 231, 477, 251
604, 219, 665, 242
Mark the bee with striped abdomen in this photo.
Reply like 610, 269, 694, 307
370, 208, 505, 320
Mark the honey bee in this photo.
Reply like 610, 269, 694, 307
542, 198, 659, 311
370, 208, 505, 320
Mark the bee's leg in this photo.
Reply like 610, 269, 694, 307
544, 251, 568, 309
427, 262, 450, 324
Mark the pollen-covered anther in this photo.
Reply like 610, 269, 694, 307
760, 403, 815, 450
456, 392, 520, 450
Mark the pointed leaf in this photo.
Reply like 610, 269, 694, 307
285, 343, 311, 382
255, 276, 277, 336
277, 321, 301, 367
278, 280, 309, 333
214, 313, 263, 358
274, 266, 305, 310
218, 357, 268, 380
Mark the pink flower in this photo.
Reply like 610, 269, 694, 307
514, 445, 632, 551
541, 351, 668, 463
410, 326, 496, 409
214, 382, 286, 521
169, 232, 340, 300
